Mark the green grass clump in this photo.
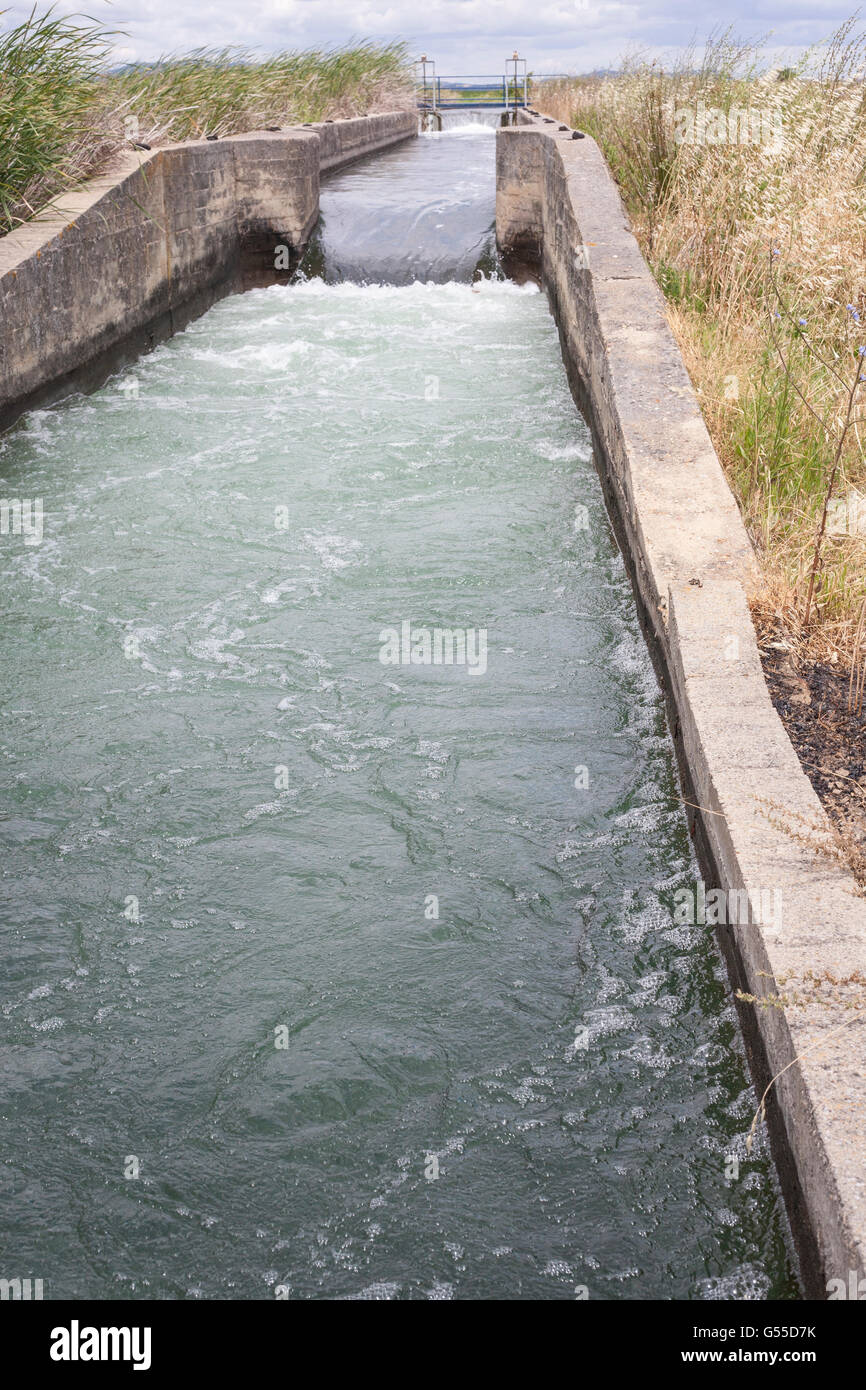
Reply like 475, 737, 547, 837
0, 7, 412, 233
110, 40, 412, 142
0, 6, 112, 229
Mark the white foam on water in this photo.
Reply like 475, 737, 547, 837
280, 276, 538, 303
535, 440, 593, 463
695, 1265, 771, 1301
430, 122, 498, 138
261, 579, 297, 605
349, 1281, 401, 1300
302, 531, 362, 571
425, 1280, 455, 1299
243, 796, 297, 823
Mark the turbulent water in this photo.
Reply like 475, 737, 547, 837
0, 120, 797, 1300
302, 114, 503, 284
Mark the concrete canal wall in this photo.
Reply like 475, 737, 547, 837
3, 92, 861, 1296
0, 112, 416, 430
496, 114, 866, 1297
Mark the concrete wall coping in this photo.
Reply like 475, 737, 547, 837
0, 114, 411, 273
0, 149, 159, 276
497, 114, 866, 1295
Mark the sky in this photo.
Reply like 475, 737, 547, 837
4, 0, 861, 72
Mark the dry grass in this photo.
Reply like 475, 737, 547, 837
537, 21, 866, 666
757, 795, 866, 887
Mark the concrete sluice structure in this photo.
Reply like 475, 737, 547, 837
0, 100, 861, 1301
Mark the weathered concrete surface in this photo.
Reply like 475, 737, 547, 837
0, 113, 416, 429
315, 112, 417, 171
497, 117, 866, 1296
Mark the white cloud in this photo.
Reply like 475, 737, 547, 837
2, 0, 857, 71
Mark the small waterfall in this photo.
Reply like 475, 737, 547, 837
438, 108, 503, 132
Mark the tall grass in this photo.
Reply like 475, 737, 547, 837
110, 40, 413, 144
541, 21, 866, 658
0, 7, 113, 229
0, 7, 412, 233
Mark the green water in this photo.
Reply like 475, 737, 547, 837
0, 125, 797, 1300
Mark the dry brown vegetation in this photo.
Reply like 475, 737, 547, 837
536, 21, 866, 688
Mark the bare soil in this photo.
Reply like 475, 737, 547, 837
760, 635, 866, 884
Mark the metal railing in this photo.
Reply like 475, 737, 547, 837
414, 69, 575, 113
415, 76, 517, 109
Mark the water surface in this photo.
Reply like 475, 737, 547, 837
0, 121, 797, 1300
